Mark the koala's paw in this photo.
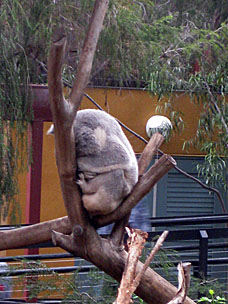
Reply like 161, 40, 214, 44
76, 173, 86, 186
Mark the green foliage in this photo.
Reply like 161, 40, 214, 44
138, 1, 228, 196
7, 255, 228, 303
0, 0, 54, 221
8, 260, 116, 303
198, 289, 227, 304
196, 143, 227, 189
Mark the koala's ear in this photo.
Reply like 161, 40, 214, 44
47, 124, 54, 135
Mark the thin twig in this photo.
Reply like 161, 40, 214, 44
134, 231, 169, 286
204, 80, 228, 135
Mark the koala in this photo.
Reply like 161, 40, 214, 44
48, 109, 138, 216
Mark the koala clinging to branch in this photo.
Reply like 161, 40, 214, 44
48, 109, 138, 216
74, 109, 138, 216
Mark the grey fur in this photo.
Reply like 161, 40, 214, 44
48, 109, 138, 216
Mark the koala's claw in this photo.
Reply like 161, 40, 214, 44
76, 173, 85, 186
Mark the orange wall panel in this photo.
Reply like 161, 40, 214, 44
81, 88, 202, 155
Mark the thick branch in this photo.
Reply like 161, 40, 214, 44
94, 154, 176, 227
48, 37, 84, 228
51, 231, 195, 304
47, 37, 66, 118
48, 37, 72, 122
47, 0, 110, 231
0, 217, 71, 250
138, 133, 165, 176
69, 0, 109, 111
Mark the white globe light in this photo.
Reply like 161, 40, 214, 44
146, 115, 172, 139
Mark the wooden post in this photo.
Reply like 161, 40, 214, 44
25, 120, 44, 303
25, 121, 44, 254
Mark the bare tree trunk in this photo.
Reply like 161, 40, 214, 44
0, 1, 197, 304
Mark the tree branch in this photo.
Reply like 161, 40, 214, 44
114, 230, 169, 304
47, 1, 109, 230
0, 217, 71, 250
114, 228, 148, 304
47, 37, 69, 119
48, 37, 85, 228
68, 0, 109, 112
138, 133, 165, 176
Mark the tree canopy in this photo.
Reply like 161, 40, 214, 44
2, 0, 228, 86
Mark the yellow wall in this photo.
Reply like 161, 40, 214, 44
80, 88, 202, 155
17, 88, 205, 222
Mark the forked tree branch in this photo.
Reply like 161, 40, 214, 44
48, 37, 86, 230
0, 1, 197, 303
47, 0, 110, 230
